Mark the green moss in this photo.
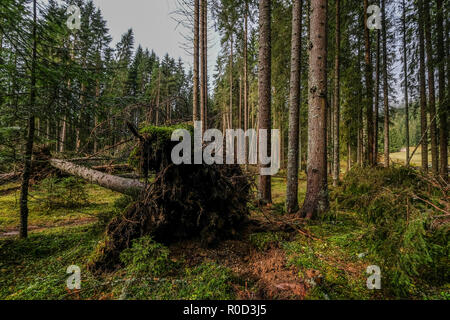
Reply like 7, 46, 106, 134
249, 231, 289, 251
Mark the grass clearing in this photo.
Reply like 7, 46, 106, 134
0, 182, 122, 233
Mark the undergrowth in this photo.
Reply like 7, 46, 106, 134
331, 166, 449, 297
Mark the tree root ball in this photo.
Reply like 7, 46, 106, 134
89, 126, 253, 271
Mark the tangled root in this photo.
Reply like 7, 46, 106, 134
90, 126, 253, 271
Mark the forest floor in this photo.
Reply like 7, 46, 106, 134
0, 174, 447, 300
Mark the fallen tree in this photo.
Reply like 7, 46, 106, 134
33, 124, 252, 272
0, 172, 21, 185
48, 159, 145, 197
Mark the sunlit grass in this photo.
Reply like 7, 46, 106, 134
389, 146, 448, 167
0, 183, 121, 232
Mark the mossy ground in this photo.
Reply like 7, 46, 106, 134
0, 182, 121, 233
0, 169, 448, 300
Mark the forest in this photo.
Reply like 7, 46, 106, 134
0, 0, 448, 301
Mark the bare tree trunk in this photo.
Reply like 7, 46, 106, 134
94, 78, 100, 153
436, 0, 448, 181
76, 81, 86, 152
200, 0, 208, 132
332, 0, 340, 186
418, 0, 428, 172
374, 27, 380, 165
301, 0, 328, 219
49, 159, 144, 197
286, 0, 303, 213
229, 36, 233, 129
60, 115, 67, 153
46, 119, 50, 147
239, 75, 242, 129
156, 70, 161, 126
364, 0, 374, 166
244, 7, 249, 146
204, 0, 208, 129
402, 0, 410, 165
423, 0, 438, 175
347, 140, 351, 172
258, 0, 272, 204
193, 0, 200, 123
20, 0, 37, 238
381, 0, 389, 167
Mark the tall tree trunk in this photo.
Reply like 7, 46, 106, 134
363, 0, 374, 166
199, 0, 205, 130
332, 0, 340, 186
93, 78, 100, 153
374, 28, 380, 164
76, 81, 86, 152
244, 6, 249, 141
239, 75, 242, 129
423, 0, 439, 175
193, 0, 200, 123
436, 0, 447, 180
402, 0, 410, 165
418, 0, 428, 172
381, 0, 389, 167
201, 0, 208, 132
301, 0, 328, 219
229, 36, 233, 129
258, 0, 272, 204
46, 119, 50, 147
60, 115, 67, 153
20, 0, 37, 238
156, 70, 161, 126
286, 0, 303, 213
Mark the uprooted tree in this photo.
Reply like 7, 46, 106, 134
44, 124, 252, 271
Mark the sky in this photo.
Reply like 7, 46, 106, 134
90, 0, 220, 78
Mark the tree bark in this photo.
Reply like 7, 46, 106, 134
244, 7, 249, 145
374, 27, 380, 165
75, 81, 86, 152
436, 0, 448, 181
332, 0, 340, 186
229, 35, 233, 129
20, 0, 37, 238
418, 0, 428, 172
49, 159, 144, 197
258, 0, 272, 204
402, 0, 410, 165
363, 0, 374, 166
286, 0, 303, 213
200, 0, 208, 132
193, 0, 200, 123
381, 0, 389, 167
423, 0, 439, 175
239, 75, 242, 129
301, 0, 329, 219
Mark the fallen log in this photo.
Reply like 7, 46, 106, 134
49, 159, 145, 197
0, 172, 21, 185
92, 164, 133, 173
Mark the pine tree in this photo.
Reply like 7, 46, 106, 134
301, 0, 329, 219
